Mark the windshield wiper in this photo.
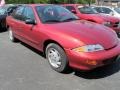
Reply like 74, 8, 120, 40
61, 18, 79, 22
44, 20, 60, 23
81, 12, 99, 14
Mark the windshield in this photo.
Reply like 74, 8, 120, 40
36, 5, 79, 23
78, 6, 98, 14
114, 8, 120, 14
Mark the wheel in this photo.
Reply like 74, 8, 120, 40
45, 43, 69, 73
0, 24, 2, 32
8, 27, 18, 42
1, 20, 7, 31
117, 32, 120, 38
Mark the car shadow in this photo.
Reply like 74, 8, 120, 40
0, 28, 7, 33
20, 42, 45, 57
20, 42, 74, 74
19, 42, 120, 78
74, 57, 120, 79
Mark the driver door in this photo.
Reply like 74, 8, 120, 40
19, 6, 40, 48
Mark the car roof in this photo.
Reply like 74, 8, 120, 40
94, 6, 113, 9
21, 4, 54, 7
62, 4, 85, 6
17, 4, 65, 9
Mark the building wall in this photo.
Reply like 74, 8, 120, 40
96, 0, 120, 7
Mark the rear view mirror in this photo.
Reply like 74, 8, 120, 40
25, 19, 36, 25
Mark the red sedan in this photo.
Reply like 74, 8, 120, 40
62, 4, 120, 37
7, 4, 120, 72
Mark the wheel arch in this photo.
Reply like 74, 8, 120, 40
43, 39, 65, 54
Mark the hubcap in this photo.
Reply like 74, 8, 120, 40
9, 29, 13, 41
47, 48, 61, 68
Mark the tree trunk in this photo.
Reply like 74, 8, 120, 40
67, 0, 74, 3
49, 0, 56, 4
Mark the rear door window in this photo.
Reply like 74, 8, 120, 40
12, 6, 25, 21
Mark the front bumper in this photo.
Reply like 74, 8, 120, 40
66, 42, 120, 71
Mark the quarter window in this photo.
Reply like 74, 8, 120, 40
15, 7, 24, 16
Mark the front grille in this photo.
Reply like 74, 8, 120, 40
115, 22, 119, 24
103, 56, 118, 65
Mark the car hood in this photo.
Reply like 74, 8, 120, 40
44, 20, 118, 49
86, 13, 120, 23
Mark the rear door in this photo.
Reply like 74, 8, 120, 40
10, 6, 25, 37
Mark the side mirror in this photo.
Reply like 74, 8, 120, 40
71, 10, 77, 14
25, 19, 36, 25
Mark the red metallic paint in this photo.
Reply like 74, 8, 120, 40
7, 4, 120, 70
63, 4, 120, 33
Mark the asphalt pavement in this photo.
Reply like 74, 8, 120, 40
0, 31, 120, 90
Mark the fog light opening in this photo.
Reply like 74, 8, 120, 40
86, 60, 97, 65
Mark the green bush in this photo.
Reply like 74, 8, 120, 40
6, 0, 95, 4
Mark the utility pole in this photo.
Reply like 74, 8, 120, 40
96, 0, 102, 5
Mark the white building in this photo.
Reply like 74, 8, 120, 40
97, 0, 120, 7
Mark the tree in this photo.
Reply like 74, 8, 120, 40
6, 0, 95, 4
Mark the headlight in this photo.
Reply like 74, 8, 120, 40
102, 22, 111, 26
73, 44, 104, 52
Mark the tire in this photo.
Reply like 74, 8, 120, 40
0, 24, 2, 32
8, 27, 18, 42
45, 43, 69, 73
1, 20, 7, 31
117, 33, 120, 38
0, 24, 5, 31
